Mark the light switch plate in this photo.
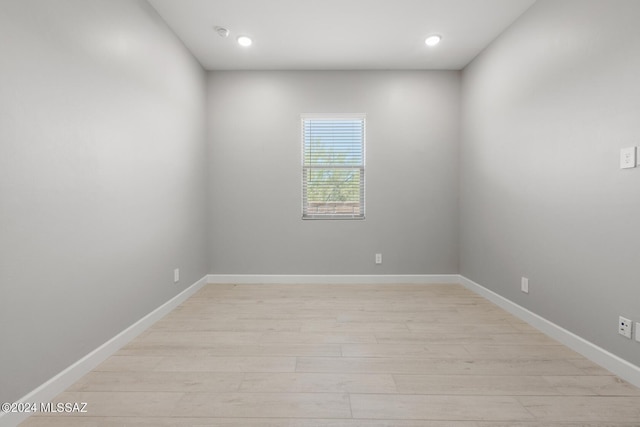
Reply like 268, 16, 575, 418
620, 147, 636, 169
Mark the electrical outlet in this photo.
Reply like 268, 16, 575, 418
174, 268, 180, 283
375, 253, 382, 264
521, 277, 529, 294
619, 316, 632, 339
635, 322, 640, 342
620, 147, 636, 169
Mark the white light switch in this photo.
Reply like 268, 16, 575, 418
620, 147, 636, 169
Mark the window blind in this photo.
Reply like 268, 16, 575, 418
302, 115, 365, 219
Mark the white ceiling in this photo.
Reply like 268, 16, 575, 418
148, 0, 535, 70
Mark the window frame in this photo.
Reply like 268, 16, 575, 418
301, 113, 366, 220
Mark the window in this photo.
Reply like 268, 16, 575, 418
302, 114, 365, 220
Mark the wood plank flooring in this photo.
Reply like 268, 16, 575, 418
21, 283, 640, 426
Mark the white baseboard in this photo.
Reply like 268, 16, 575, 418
0, 275, 208, 427
459, 275, 640, 389
207, 274, 460, 285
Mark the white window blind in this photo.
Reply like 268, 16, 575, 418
302, 114, 365, 220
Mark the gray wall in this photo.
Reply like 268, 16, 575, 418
0, 0, 209, 402
207, 71, 460, 274
460, 0, 640, 366
5, 0, 639, 406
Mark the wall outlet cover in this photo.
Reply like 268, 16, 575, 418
521, 277, 529, 294
619, 316, 632, 339
620, 147, 636, 169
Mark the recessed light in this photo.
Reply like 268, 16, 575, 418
425, 35, 442, 47
237, 36, 252, 47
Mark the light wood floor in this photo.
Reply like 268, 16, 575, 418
21, 283, 640, 426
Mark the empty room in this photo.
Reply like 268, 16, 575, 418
2, 0, 640, 425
